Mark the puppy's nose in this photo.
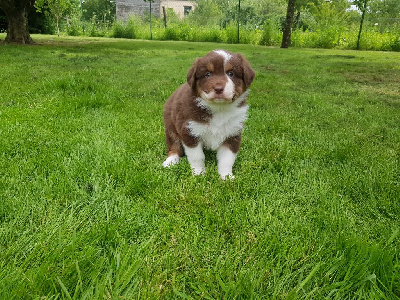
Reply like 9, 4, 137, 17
214, 86, 224, 94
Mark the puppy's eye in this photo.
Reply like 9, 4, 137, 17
227, 71, 234, 78
205, 72, 212, 78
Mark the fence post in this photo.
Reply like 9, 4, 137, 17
150, 0, 153, 40
237, 0, 241, 43
163, 6, 167, 28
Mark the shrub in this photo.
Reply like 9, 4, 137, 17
225, 23, 239, 44
112, 21, 126, 39
61, 13, 400, 52
88, 15, 99, 37
389, 34, 400, 51
315, 26, 344, 48
239, 28, 260, 45
201, 27, 225, 43
112, 17, 136, 39
66, 17, 82, 36
260, 20, 280, 46
163, 26, 180, 40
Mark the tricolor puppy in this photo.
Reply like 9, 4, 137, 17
163, 50, 255, 179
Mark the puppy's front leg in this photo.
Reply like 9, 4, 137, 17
217, 145, 237, 180
183, 143, 205, 175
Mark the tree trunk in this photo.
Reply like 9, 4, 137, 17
0, 0, 34, 44
56, 15, 60, 37
281, 0, 296, 48
293, 11, 301, 29
357, 0, 368, 50
162, 6, 167, 28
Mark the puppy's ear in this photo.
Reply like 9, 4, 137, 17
238, 53, 255, 89
187, 58, 198, 90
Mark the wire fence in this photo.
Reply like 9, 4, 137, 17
1, 0, 398, 50
116, 0, 246, 43
112, 0, 400, 50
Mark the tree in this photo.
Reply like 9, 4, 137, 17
187, 0, 223, 27
354, 0, 368, 50
81, 0, 115, 23
0, 0, 36, 44
281, 0, 296, 48
36, 0, 79, 37
369, 0, 400, 31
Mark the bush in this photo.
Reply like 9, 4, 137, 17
315, 26, 345, 48
112, 17, 136, 39
61, 12, 400, 52
260, 20, 280, 46
87, 15, 101, 37
163, 23, 192, 41
163, 26, 180, 40
66, 17, 82, 36
239, 28, 260, 45
389, 35, 400, 51
225, 23, 239, 44
199, 27, 225, 43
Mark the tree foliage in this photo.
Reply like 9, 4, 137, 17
369, 0, 400, 30
81, 0, 115, 23
35, 0, 79, 36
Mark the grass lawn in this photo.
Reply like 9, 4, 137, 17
0, 34, 399, 299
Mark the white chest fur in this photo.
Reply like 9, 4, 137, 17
186, 92, 249, 150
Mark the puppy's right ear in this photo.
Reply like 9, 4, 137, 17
237, 53, 255, 90
187, 58, 198, 90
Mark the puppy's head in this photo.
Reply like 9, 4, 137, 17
187, 50, 255, 103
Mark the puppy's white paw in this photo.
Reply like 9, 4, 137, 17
162, 154, 180, 168
217, 146, 237, 180
183, 143, 206, 176
220, 172, 235, 180
192, 167, 206, 176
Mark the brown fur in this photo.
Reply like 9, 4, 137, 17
163, 50, 255, 160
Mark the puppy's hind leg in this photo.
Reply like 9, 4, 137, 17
163, 131, 183, 168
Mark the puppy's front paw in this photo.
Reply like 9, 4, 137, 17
192, 167, 206, 176
220, 172, 235, 180
163, 154, 180, 168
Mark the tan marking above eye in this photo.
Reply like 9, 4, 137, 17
207, 63, 214, 72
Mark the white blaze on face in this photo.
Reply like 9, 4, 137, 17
201, 50, 234, 102
213, 50, 232, 65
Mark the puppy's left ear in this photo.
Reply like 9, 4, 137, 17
238, 53, 255, 89
187, 58, 199, 90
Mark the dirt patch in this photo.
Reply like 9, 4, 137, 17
345, 72, 400, 85
312, 54, 357, 59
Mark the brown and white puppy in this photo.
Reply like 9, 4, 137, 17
163, 50, 255, 179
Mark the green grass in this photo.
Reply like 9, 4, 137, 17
0, 34, 399, 299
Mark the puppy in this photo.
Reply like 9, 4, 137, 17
163, 50, 255, 179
